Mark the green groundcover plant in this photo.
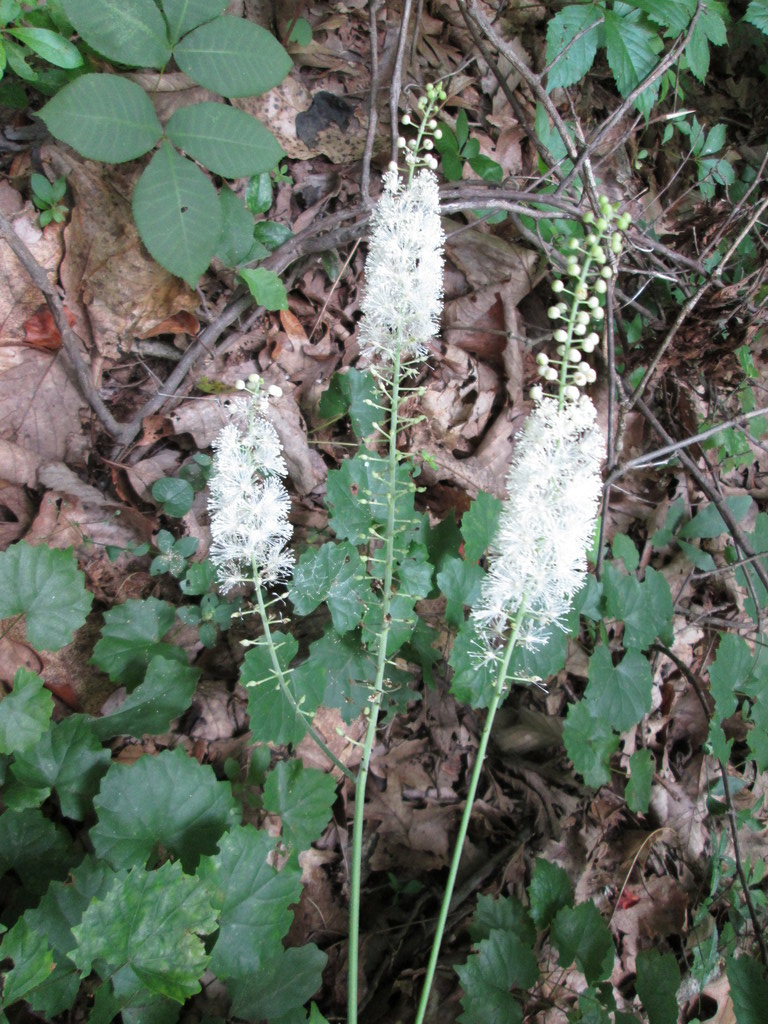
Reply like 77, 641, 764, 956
2, 33, 768, 1022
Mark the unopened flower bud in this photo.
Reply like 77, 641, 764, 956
553, 329, 568, 343
547, 306, 561, 319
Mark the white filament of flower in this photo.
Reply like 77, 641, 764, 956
472, 395, 603, 652
208, 399, 294, 592
357, 167, 444, 363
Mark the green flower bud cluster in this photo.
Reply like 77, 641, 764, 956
396, 82, 447, 176
530, 196, 631, 406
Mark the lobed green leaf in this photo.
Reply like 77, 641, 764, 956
585, 647, 653, 733
562, 699, 620, 788
88, 656, 199, 740
91, 596, 183, 689
0, 542, 92, 652
461, 491, 503, 562
0, 668, 53, 755
528, 858, 573, 929
263, 759, 337, 853
636, 948, 682, 1024
551, 901, 614, 984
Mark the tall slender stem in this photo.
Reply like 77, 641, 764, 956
253, 578, 355, 783
414, 607, 526, 1024
348, 350, 404, 1024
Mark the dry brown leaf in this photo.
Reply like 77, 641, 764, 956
0, 347, 84, 462
22, 304, 76, 350
45, 146, 197, 360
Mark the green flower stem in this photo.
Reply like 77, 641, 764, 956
253, 577, 355, 783
413, 606, 527, 1024
557, 253, 595, 411
348, 348, 404, 1024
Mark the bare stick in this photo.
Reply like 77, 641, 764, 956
361, 0, 384, 204
389, 0, 414, 166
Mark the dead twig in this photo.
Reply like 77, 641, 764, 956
388, 0, 414, 167
361, 0, 384, 205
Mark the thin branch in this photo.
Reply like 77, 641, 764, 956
389, 0, 414, 166
362, 0, 384, 204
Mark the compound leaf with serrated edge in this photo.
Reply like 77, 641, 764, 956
199, 826, 302, 980
263, 759, 337, 854
10, 716, 111, 820
603, 564, 672, 650
552, 902, 614, 984
528, 859, 573, 928
174, 15, 292, 97
89, 657, 199, 740
71, 862, 217, 1003
562, 699, 620, 788
240, 633, 310, 746
90, 747, 238, 871
133, 143, 221, 287
289, 541, 370, 633
584, 646, 653, 733
603, 9, 662, 118
0, 917, 55, 1008
229, 944, 327, 1022
457, 930, 534, 1023
470, 893, 536, 947
745, 0, 768, 34
0, 668, 53, 755
91, 597, 184, 689
461, 491, 503, 562
0, 542, 92, 652
545, 5, 601, 90
436, 557, 485, 627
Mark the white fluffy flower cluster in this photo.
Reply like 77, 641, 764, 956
472, 396, 604, 651
358, 167, 444, 362
208, 400, 294, 592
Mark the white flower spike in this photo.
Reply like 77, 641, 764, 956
472, 395, 604, 650
357, 167, 444, 363
208, 395, 294, 593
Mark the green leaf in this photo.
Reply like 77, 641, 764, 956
611, 534, 639, 571
318, 367, 381, 438
91, 597, 183, 689
228, 945, 327, 1021
436, 557, 485, 627
631, 0, 695, 34
626, 748, 654, 813
509, 625, 568, 684
289, 17, 313, 45
174, 15, 292, 97
71, 862, 217, 1003
584, 647, 653, 733
726, 954, 768, 1024
0, 917, 55, 1008
552, 901, 614, 983
461, 491, 503, 562
736, 512, 768, 622
161, 0, 227, 44
252, 219, 292, 251
239, 266, 289, 310
62, 0, 170, 66
89, 656, 199, 739
241, 633, 315, 746
0, 668, 53, 755
545, 5, 602, 90
361, 592, 418, 659
166, 102, 283, 178
200, 825, 301, 980
133, 143, 222, 287
745, 0, 768, 34
563, 699, 620, 788
449, 616, 497, 709
686, 0, 728, 80
603, 10, 661, 117
709, 632, 755, 721
679, 496, 753, 538
90, 747, 238, 870
0, 542, 92, 651
245, 170, 273, 214
457, 930, 532, 1023
307, 629, 377, 723
289, 541, 370, 633
0, 808, 75, 896
528, 858, 573, 929
6, 26, 82, 67
152, 476, 195, 516
470, 894, 536, 947
602, 564, 672, 650
635, 948, 681, 1024
263, 759, 337, 853
10, 716, 110, 819
216, 186, 259, 266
